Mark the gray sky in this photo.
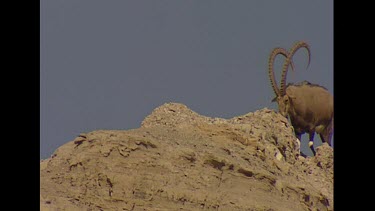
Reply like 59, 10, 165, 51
40, 0, 333, 159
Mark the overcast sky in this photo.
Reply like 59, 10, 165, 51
40, 0, 333, 159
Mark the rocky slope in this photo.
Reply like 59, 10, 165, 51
40, 102, 333, 210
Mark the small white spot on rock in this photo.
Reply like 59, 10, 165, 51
276, 151, 284, 161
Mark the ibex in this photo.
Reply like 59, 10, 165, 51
268, 41, 334, 156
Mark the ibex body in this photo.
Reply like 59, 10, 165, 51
268, 41, 334, 156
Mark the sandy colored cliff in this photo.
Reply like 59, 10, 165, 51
40, 102, 333, 210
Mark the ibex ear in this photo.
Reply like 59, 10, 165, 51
271, 96, 277, 102
288, 95, 297, 100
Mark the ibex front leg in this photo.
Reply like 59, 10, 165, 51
294, 132, 308, 157
308, 132, 316, 156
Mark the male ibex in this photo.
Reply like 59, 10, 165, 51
268, 41, 334, 156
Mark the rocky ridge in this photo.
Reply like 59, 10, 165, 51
40, 102, 333, 210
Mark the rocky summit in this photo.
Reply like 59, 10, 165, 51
40, 102, 333, 211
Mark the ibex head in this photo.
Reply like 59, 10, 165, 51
274, 95, 295, 117
268, 41, 311, 118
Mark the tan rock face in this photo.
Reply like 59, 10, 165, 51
40, 102, 333, 211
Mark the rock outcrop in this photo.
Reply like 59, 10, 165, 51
40, 102, 333, 210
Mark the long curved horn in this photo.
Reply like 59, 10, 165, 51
280, 41, 311, 96
268, 47, 295, 98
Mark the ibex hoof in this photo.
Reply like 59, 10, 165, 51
308, 141, 314, 147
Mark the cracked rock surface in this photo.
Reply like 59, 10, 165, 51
40, 102, 333, 210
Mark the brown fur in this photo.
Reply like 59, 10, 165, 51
268, 41, 333, 155
283, 84, 334, 148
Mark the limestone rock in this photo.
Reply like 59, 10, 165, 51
40, 102, 333, 210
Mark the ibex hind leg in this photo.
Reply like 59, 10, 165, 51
319, 127, 333, 147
